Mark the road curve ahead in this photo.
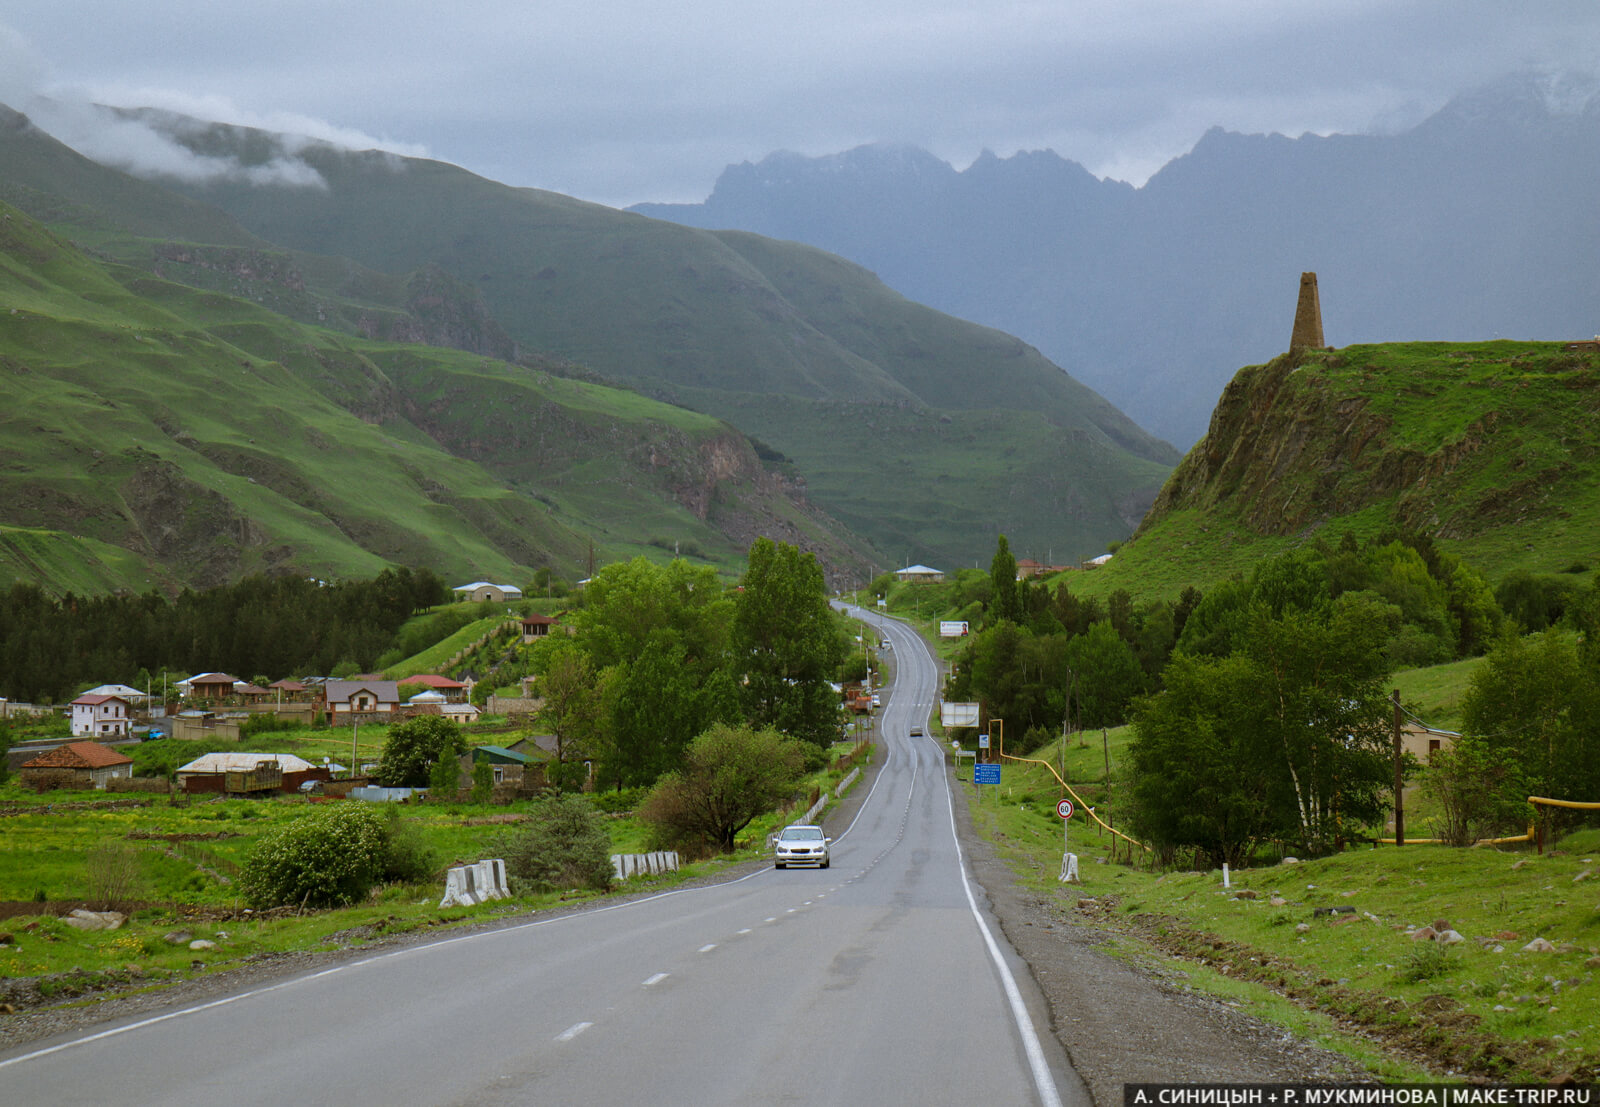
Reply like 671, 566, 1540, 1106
0, 607, 1087, 1107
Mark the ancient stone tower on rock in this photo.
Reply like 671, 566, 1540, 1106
1290, 271, 1325, 351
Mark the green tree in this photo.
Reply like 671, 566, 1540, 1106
1418, 736, 1529, 845
1128, 651, 1278, 867
989, 534, 1020, 624
1062, 621, 1145, 728
375, 716, 467, 787
1462, 629, 1599, 805
534, 643, 611, 789
1128, 594, 1394, 859
573, 556, 732, 671
639, 723, 808, 852
1243, 595, 1394, 851
470, 758, 494, 804
734, 538, 845, 747
428, 750, 461, 797
604, 630, 740, 788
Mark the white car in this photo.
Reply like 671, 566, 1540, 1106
773, 825, 831, 869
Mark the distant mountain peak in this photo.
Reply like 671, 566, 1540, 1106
1421, 68, 1600, 133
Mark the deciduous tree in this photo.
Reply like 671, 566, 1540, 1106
639, 723, 807, 852
374, 715, 467, 788
734, 538, 844, 747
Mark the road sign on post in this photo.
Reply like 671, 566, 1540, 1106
1056, 798, 1079, 884
973, 763, 1000, 785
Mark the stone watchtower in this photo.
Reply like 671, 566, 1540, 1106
1290, 271, 1325, 351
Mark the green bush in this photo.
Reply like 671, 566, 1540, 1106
238, 804, 391, 909
1396, 940, 1457, 984
379, 808, 439, 884
493, 794, 613, 893
589, 786, 648, 814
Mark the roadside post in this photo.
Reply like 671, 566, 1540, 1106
1057, 798, 1079, 883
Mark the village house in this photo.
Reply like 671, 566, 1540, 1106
180, 672, 243, 702
322, 679, 401, 723
401, 674, 470, 703
452, 581, 524, 604
20, 741, 134, 790
69, 693, 132, 739
894, 564, 945, 583
405, 689, 481, 723
459, 745, 539, 787
267, 679, 313, 702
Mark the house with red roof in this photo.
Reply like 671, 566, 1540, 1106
20, 741, 134, 789
400, 674, 470, 703
70, 693, 132, 739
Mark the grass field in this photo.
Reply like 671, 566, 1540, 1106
0, 738, 870, 997
969, 727, 1600, 1082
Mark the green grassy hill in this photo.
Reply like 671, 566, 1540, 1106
2, 108, 1177, 572
1067, 342, 1600, 598
0, 199, 872, 593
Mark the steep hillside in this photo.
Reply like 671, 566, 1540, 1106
0, 200, 872, 593
1089, 342, 1600, 598
632, 73, 1600, 450
8, 107, 1177, 571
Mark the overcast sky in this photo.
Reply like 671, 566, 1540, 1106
3, 2, 1598, 208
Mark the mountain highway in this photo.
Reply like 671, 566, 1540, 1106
0, 606, 1087, 1106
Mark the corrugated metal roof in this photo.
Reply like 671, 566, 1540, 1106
177, 752, 316, 774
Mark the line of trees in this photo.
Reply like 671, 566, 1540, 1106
0, 567, 449, 703
526, 538, 848, 794
936, 530, 1564, 863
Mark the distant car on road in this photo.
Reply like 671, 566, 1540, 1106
773, 825, 831, 869
909, 725, 923, 737
871, 693, 880, 708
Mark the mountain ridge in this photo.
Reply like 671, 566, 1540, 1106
629, 72, 1600, 449
0, 103, 1175, 572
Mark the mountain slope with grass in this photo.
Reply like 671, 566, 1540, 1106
1088, 342, 1600, 597
0, 199, 872, 594
0, 105, 1177, 572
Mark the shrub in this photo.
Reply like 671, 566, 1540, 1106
493, 793, 614, 893
379, 808, 438, 884
1396, 940, 1457, 984
238, 803, 390, 909
85, 841, 148, 908
589, 786, 647, 814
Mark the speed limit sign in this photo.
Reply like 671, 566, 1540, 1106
1056, 799, 1074, 820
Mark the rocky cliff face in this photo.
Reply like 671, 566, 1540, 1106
1138, 343, 1599, 548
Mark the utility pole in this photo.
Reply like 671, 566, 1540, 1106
1391, 688, 1404, 846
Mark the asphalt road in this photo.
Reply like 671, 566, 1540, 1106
1, 608, 1088, 1106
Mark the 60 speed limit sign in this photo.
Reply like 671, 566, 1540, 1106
1056, 799, 1074, 820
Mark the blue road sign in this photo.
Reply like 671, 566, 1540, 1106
974, 763, 1001, 785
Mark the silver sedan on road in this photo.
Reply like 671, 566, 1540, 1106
773, 824, 830, 868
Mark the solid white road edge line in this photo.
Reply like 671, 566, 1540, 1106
938, 742, 1064, 1107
